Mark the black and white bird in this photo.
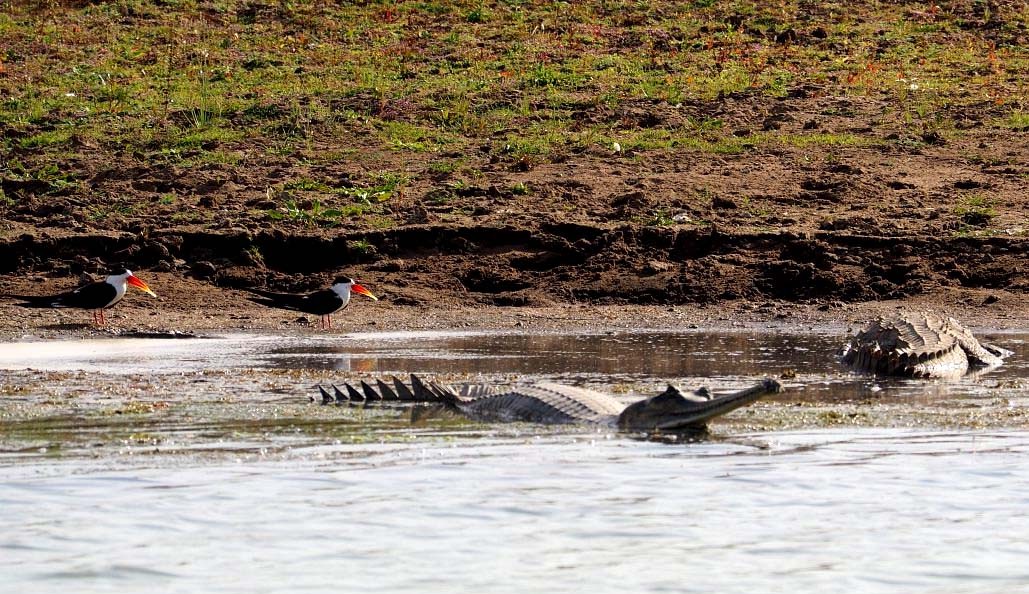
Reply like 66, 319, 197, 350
4, 269, 157, 326
245, 276, 378, 329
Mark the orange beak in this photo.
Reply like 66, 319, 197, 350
351, 283, 378, 301
127, 274, 157, 297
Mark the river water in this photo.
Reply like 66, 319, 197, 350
1, 329, 1028, 593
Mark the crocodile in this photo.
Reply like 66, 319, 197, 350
319, 374, 783, 433
840, 312, 1012, 378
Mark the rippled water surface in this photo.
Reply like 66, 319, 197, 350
1, 329, 1028, 594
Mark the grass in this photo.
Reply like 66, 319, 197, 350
0, 0, 1026, 229
998, 110, 1029, 130
955, 194, 997, 228
19, 130, 73, 150
267, 172, 407, 226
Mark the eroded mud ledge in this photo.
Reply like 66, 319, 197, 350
1, 222, 1025, 314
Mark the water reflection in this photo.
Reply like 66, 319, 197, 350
266, 331, 837, 377
1, 330, 1025, 405
264, 330, 1029, 404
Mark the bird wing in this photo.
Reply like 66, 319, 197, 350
56, 282, 118, 309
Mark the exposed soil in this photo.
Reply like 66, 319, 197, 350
1, 3, 1027, 335
2, 115, 1027, 336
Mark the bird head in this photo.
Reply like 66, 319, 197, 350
112, 269, 157, 297
332, 277, 377, 301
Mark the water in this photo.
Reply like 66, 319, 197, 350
1, 329, 1028, 593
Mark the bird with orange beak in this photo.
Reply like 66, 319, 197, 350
245, 276, 377, 329
3, 269, 157, 326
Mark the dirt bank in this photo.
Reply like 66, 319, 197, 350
1, 269, 1027, 342
1, 2, 1026, 335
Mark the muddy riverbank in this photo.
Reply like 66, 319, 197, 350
2, 270, 1028, 342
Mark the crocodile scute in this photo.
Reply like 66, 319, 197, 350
840, 312, 1011, 378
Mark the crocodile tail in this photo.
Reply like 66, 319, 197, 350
360, 380, 382, 401
333, 374, 461, 407
376, 379, 399, 399
409, 374, 462, 406
396, 376, 422, 400
344, 383, 365, 401
982, 342, 1014, 360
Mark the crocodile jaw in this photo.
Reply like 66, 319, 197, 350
618, 379, 783, 432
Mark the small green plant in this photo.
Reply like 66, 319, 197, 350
1000, 110, 1029, 130
465, 1, 489, 23
6, 161, 78, 194
340, 173, 406, 204
244, 245, 265, 267
646, 209, 675, 226
428, 160, 457, 174
267, 199, 343, 226
86, 200, 135, 221
350, 239, 373, 254
183, 50, 221, 129
95, 72, 130, 112
955, 195, 996, 227
511, 182, 530, 195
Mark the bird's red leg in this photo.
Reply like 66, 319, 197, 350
328, 315, 333, 329
100, 309, 106, 326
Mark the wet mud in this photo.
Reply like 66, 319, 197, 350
1, 329, 1026, 467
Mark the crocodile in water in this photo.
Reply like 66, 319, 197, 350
840, 312, 1012, 378
319, 374, 783, 433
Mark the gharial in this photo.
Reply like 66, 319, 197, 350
319, 374, 784, 433
840, 311, 1012, 378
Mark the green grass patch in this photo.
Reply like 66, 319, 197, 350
997, 110, 1029, 130
770, 133, 878, 148
954, 194, 996, 227
171, 126, 244, 150
267, 172, 407, 226
18, 130, 73, 150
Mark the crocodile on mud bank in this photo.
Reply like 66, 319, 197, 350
841, 312, 1013, 378
320, 374, 784, 433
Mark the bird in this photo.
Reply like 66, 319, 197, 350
3, 269, 157, 326
245, 276, 377, 329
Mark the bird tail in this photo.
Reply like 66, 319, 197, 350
242, 287, 292, 308
1, 294, 59, 307
245, 295, 279, 308
244, 287, 289, 299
